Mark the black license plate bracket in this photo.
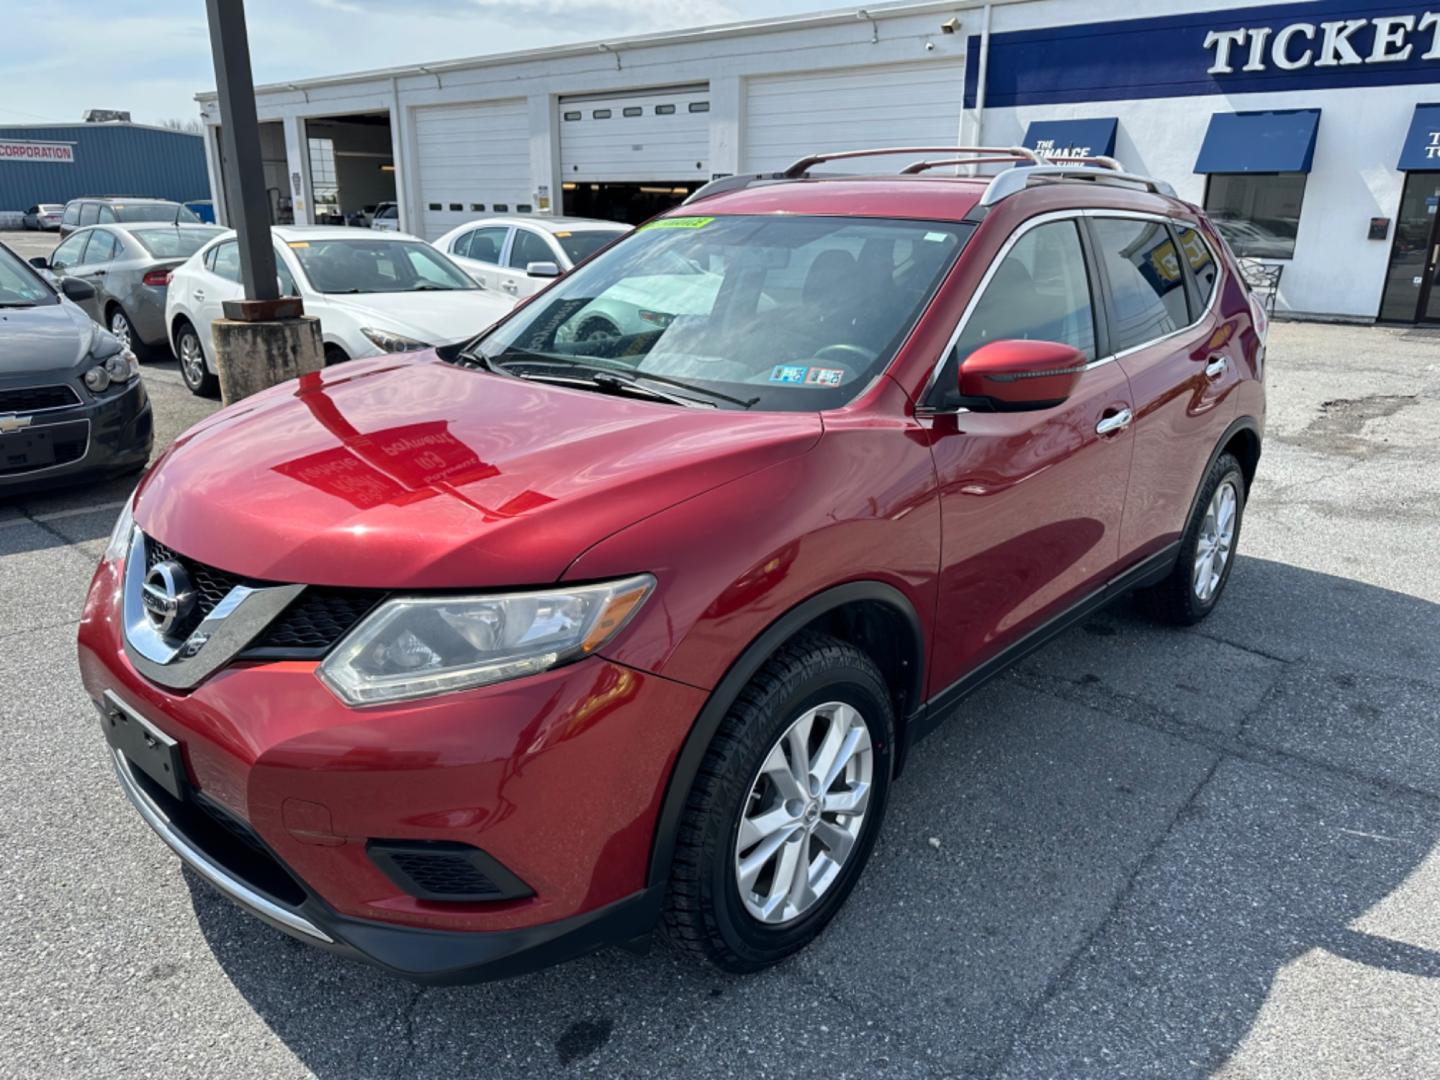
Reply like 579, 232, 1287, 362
100, 694, 185, 800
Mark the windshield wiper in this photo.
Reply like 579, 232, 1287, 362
0, 301, 38, 308
512, 367, 714, 409
494, 348, 759, 409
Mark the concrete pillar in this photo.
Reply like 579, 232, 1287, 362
212, 316, 324, 405
282, 114, 314, 226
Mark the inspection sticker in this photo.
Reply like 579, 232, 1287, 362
804, 367, 845, 387
640, 216, 714, 230
769, 364, 809, 384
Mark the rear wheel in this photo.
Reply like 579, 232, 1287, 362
664, 632, 893, 972
1136, 451, 1245, 625
174, 320, 218, 397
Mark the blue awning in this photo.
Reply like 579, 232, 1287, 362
1194, 110, 1320, 174
1398, 105, 1440, 171
1021, 117, 1118, 159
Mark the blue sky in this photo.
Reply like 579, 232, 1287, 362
0, 0, 835, 128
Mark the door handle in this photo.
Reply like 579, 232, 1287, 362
1204, 356, 1228, 379
1095, 407, 1133, 436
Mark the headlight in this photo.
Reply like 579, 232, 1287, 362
360, 327, 430, 353
103, 489, 137, 564
85, 348, 138, 394
317, 574, 655, 706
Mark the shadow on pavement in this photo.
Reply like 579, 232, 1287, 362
186, 555, 1440, 1078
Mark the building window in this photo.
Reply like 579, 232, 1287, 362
493, 203, 509, 212
689, 101, 710, 113
428, 203, 441, 211
563, 111, 581, 121
517, 204, 533, 213
1203, 173, 1307, 260
656, 104, 676, 115
449, 203, 462, 211
623, 106, 642, 118
470, 203, 484, 211
593, 109, 611, 119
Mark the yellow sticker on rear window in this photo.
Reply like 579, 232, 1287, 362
639, 216, 713, 230
287, 241, 310, 248
554, 231, 572, 237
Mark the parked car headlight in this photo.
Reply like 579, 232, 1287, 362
103, 490, 137, 564
85, 348, 139, 393
317, 575, 655, 706
360, 327, 431, 353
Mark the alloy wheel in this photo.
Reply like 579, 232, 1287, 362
109, 311, 132, 350
179, 331, 206, 389
1193, 478, 1237, 602
734, 701, 873, 925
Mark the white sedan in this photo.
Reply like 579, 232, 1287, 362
432, 215, 629, 300
165, 226, 515, 395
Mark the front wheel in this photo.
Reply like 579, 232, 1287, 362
664, 632, 894, 972
1136, 451, 1246, 625
174, 321, 218, 397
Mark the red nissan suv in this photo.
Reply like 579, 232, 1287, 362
78, 149, 1265, 983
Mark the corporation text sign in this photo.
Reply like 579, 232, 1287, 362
0, 141, 75, 164
966, 1, 1440, 108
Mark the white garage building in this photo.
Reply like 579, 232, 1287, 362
197, 0, 1440, 324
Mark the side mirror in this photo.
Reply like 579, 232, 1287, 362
28, 255, 50, 270
525, 260, 561, 279
60, 277, 96, 303
957, 339, 1087, 411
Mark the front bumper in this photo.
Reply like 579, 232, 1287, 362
78, 553, 707, 981
0, 378, 151, 493
104, 723, 663, 983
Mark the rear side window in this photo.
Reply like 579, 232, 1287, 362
457, 226, 507, 263
210, 241, 241, 282
97, 206, 116, 224
84, 230, 120, 264
1090, 218, 1188, 352
79, 203, 99, 226
1173, 225, 1218, 314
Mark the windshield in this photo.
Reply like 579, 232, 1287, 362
0, 245, 57, 306
132, 227, 225, 258
555, 229, 626, 265
113, 203, 199, 224
473, 214, 970, 410
287, 238, 478, 294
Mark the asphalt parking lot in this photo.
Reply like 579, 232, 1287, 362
3, 307, 1438, 1078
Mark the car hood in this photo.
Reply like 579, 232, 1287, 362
134, 355, 822, 588
0, 301, 109, 378
323, 290, 514, 346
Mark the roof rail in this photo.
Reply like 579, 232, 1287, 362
783, 145, 1042, 177
902, 155, 1040, 174
979, 164, 1177, 207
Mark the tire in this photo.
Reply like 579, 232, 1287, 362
324, 344, 349, 367
107, 305, 149, 360
1136, 451, 1246, 625
174, 320, 218, 398
664, 632, 894, 972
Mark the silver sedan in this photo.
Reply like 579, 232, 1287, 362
31, 223, 224, 357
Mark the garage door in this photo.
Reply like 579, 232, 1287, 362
559, 85, 710, 183
743, 63, 965, 173
413, 100, 530, 240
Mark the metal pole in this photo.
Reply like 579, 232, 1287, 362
204, 0, 281, 309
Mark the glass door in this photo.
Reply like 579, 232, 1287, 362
1379, 173, 1440, 323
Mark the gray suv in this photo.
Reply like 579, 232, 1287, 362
59, 197, 201, 238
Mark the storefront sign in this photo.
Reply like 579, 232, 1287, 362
0, 140, 75, 164
1397, 103, 1440, 168
967, 2, 1440, 108
1022, 118, 1119, 158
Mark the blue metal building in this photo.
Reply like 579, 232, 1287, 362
0, 123, 208, 212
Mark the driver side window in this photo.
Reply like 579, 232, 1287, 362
932, 220, 1096, 409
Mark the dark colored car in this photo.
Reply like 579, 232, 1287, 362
0, 242, 152, 493
78, 149, 1265, 984
33, 223, 225, 357
59, 197, 201, 238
